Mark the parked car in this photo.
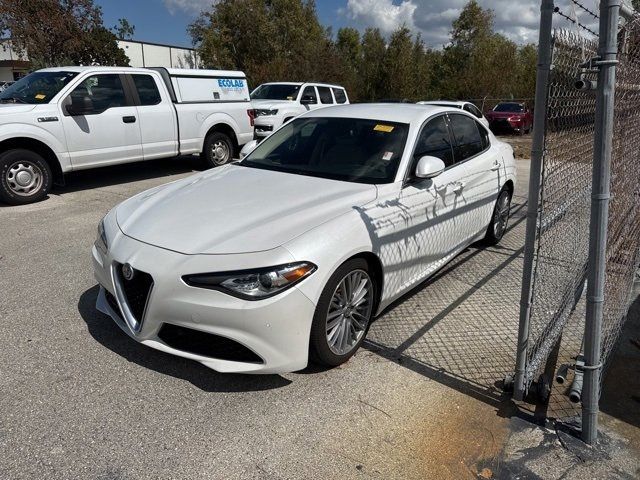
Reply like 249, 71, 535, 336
251, 82, 349, 139
0, 81, 15, 92
92, 104, 516, 374
0, 66, 254, 205
485, 102, 533, 135
417, 100, 489, 129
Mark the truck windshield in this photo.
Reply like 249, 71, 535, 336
0, 71, 79, 104
251, 84, 301, 101
241, 117, 409, 184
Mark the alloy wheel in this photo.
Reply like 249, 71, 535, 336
493, 190, 511, 239
325, 269, 373, 356
211, 140, 230, 166
6, 160, 44, 197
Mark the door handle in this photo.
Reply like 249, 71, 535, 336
122, 116, 136, 123
452, 181, 465, 194
490, 161, 501, 171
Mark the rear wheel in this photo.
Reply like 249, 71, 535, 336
202, 131, 234, 168
309, 259, 376, 367
0, 149, 52, 205
484, 188, 512, 245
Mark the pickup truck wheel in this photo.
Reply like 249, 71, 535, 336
0, 149, 52, 205
203, 132, 234, 167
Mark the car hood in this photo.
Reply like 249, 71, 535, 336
0, 103, 37, 114
116, 165, 377, 255
251, 99, 297, 111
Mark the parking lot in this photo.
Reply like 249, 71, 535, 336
1, 141, 637, 479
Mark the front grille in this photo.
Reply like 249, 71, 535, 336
105, 289, 120, 316
158, 323, 263, 364
114, 263, 154, 325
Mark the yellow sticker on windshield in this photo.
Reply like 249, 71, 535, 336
35, 94, 45, 100
374, 124, 394, 133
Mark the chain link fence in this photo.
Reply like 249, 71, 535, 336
513, 1, 640, 443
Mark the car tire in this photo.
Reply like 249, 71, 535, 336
0, 149, 53, 205
202, 131, 234, 168
484, 188, 512, 245
309, 258, 377, 367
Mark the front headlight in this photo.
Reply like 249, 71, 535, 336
95, 218, 108, 254
183, 262, 316, 300
255, 109, 278, 116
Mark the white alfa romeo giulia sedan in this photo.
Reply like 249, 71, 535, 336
92, 104, 516, 374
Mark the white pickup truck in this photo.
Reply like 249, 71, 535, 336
0, 66, 254, 205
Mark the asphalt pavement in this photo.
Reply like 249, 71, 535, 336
1, 149, 637, 479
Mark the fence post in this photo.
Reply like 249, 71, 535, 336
513, 0, 555, 401
582, 0, 622, 445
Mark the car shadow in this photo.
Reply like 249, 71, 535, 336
56, 155, 207, 194
77, 285, 292, 392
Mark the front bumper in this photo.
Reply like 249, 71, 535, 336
91, 232, 316, 374
253, 117, 278, 138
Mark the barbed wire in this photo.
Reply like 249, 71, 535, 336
554, 6, 599, 37
570, 0, 600, 20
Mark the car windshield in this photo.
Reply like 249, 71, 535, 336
241, 117, 409, 184
493, 103, 524, 112
251, 84, 301, 101
0, 71, 78, 104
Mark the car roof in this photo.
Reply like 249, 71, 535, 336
417, 100, 468, 107
36, 66, 246, 77
260, 81, 345, 89
301, 103, 457, 124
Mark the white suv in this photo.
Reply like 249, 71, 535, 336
251, 82, 349, 139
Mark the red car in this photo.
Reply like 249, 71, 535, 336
485, 102, 533, 135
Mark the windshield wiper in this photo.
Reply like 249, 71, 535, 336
0, 96, 27, 104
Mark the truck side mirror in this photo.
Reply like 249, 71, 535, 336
300, 95, 316, 105
65, 93, 94, 116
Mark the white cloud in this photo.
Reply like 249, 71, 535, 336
343, 0, 597, 46
164, 0, 215, 15
343, 0, 418, 35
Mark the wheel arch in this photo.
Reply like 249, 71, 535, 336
341, 251, 384, 315
204, 123, 239, 155
0, 137, 64, 185
503, 179, 514, 196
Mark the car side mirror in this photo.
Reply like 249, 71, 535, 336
300, 95, 316, 105
65, 94, 94, 116
239, 139, 259, 159
415, 156, 446, 179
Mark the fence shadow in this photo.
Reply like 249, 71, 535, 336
363, 195, 528, 418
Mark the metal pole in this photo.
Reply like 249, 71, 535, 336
513, 0, 555, 401
582, 0, 622, 445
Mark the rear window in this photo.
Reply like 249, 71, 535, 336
317, 86, 333, 104
332, 88, 347, 104
131, 74, 161, 105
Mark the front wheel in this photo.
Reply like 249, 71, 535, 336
202, 131, 234, 168
0, 149, 53, 205
484, 188, 512, 245
309, 259, 376, 367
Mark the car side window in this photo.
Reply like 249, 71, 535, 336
332, 88, 347, 104
465, 104, 483, 119
449, 114, 486, 162
317, 86, 333, 104
131, 74, 161, 105
71, 74, 126, 112
301, 86, 317, 104
414, 115, 455, 168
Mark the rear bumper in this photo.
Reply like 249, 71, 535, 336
91, 232, 317, 374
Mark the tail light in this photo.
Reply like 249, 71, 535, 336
247, 109, 255, 127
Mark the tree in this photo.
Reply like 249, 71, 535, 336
113, 18, 135, 40
0, 0, 129, 67
336, 27, 361, 99
359, 28, 386, 101
190, 0, 334, 87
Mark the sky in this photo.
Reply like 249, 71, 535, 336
94, 0, 593, 49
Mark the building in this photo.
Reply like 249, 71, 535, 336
0, 38, 200, 82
